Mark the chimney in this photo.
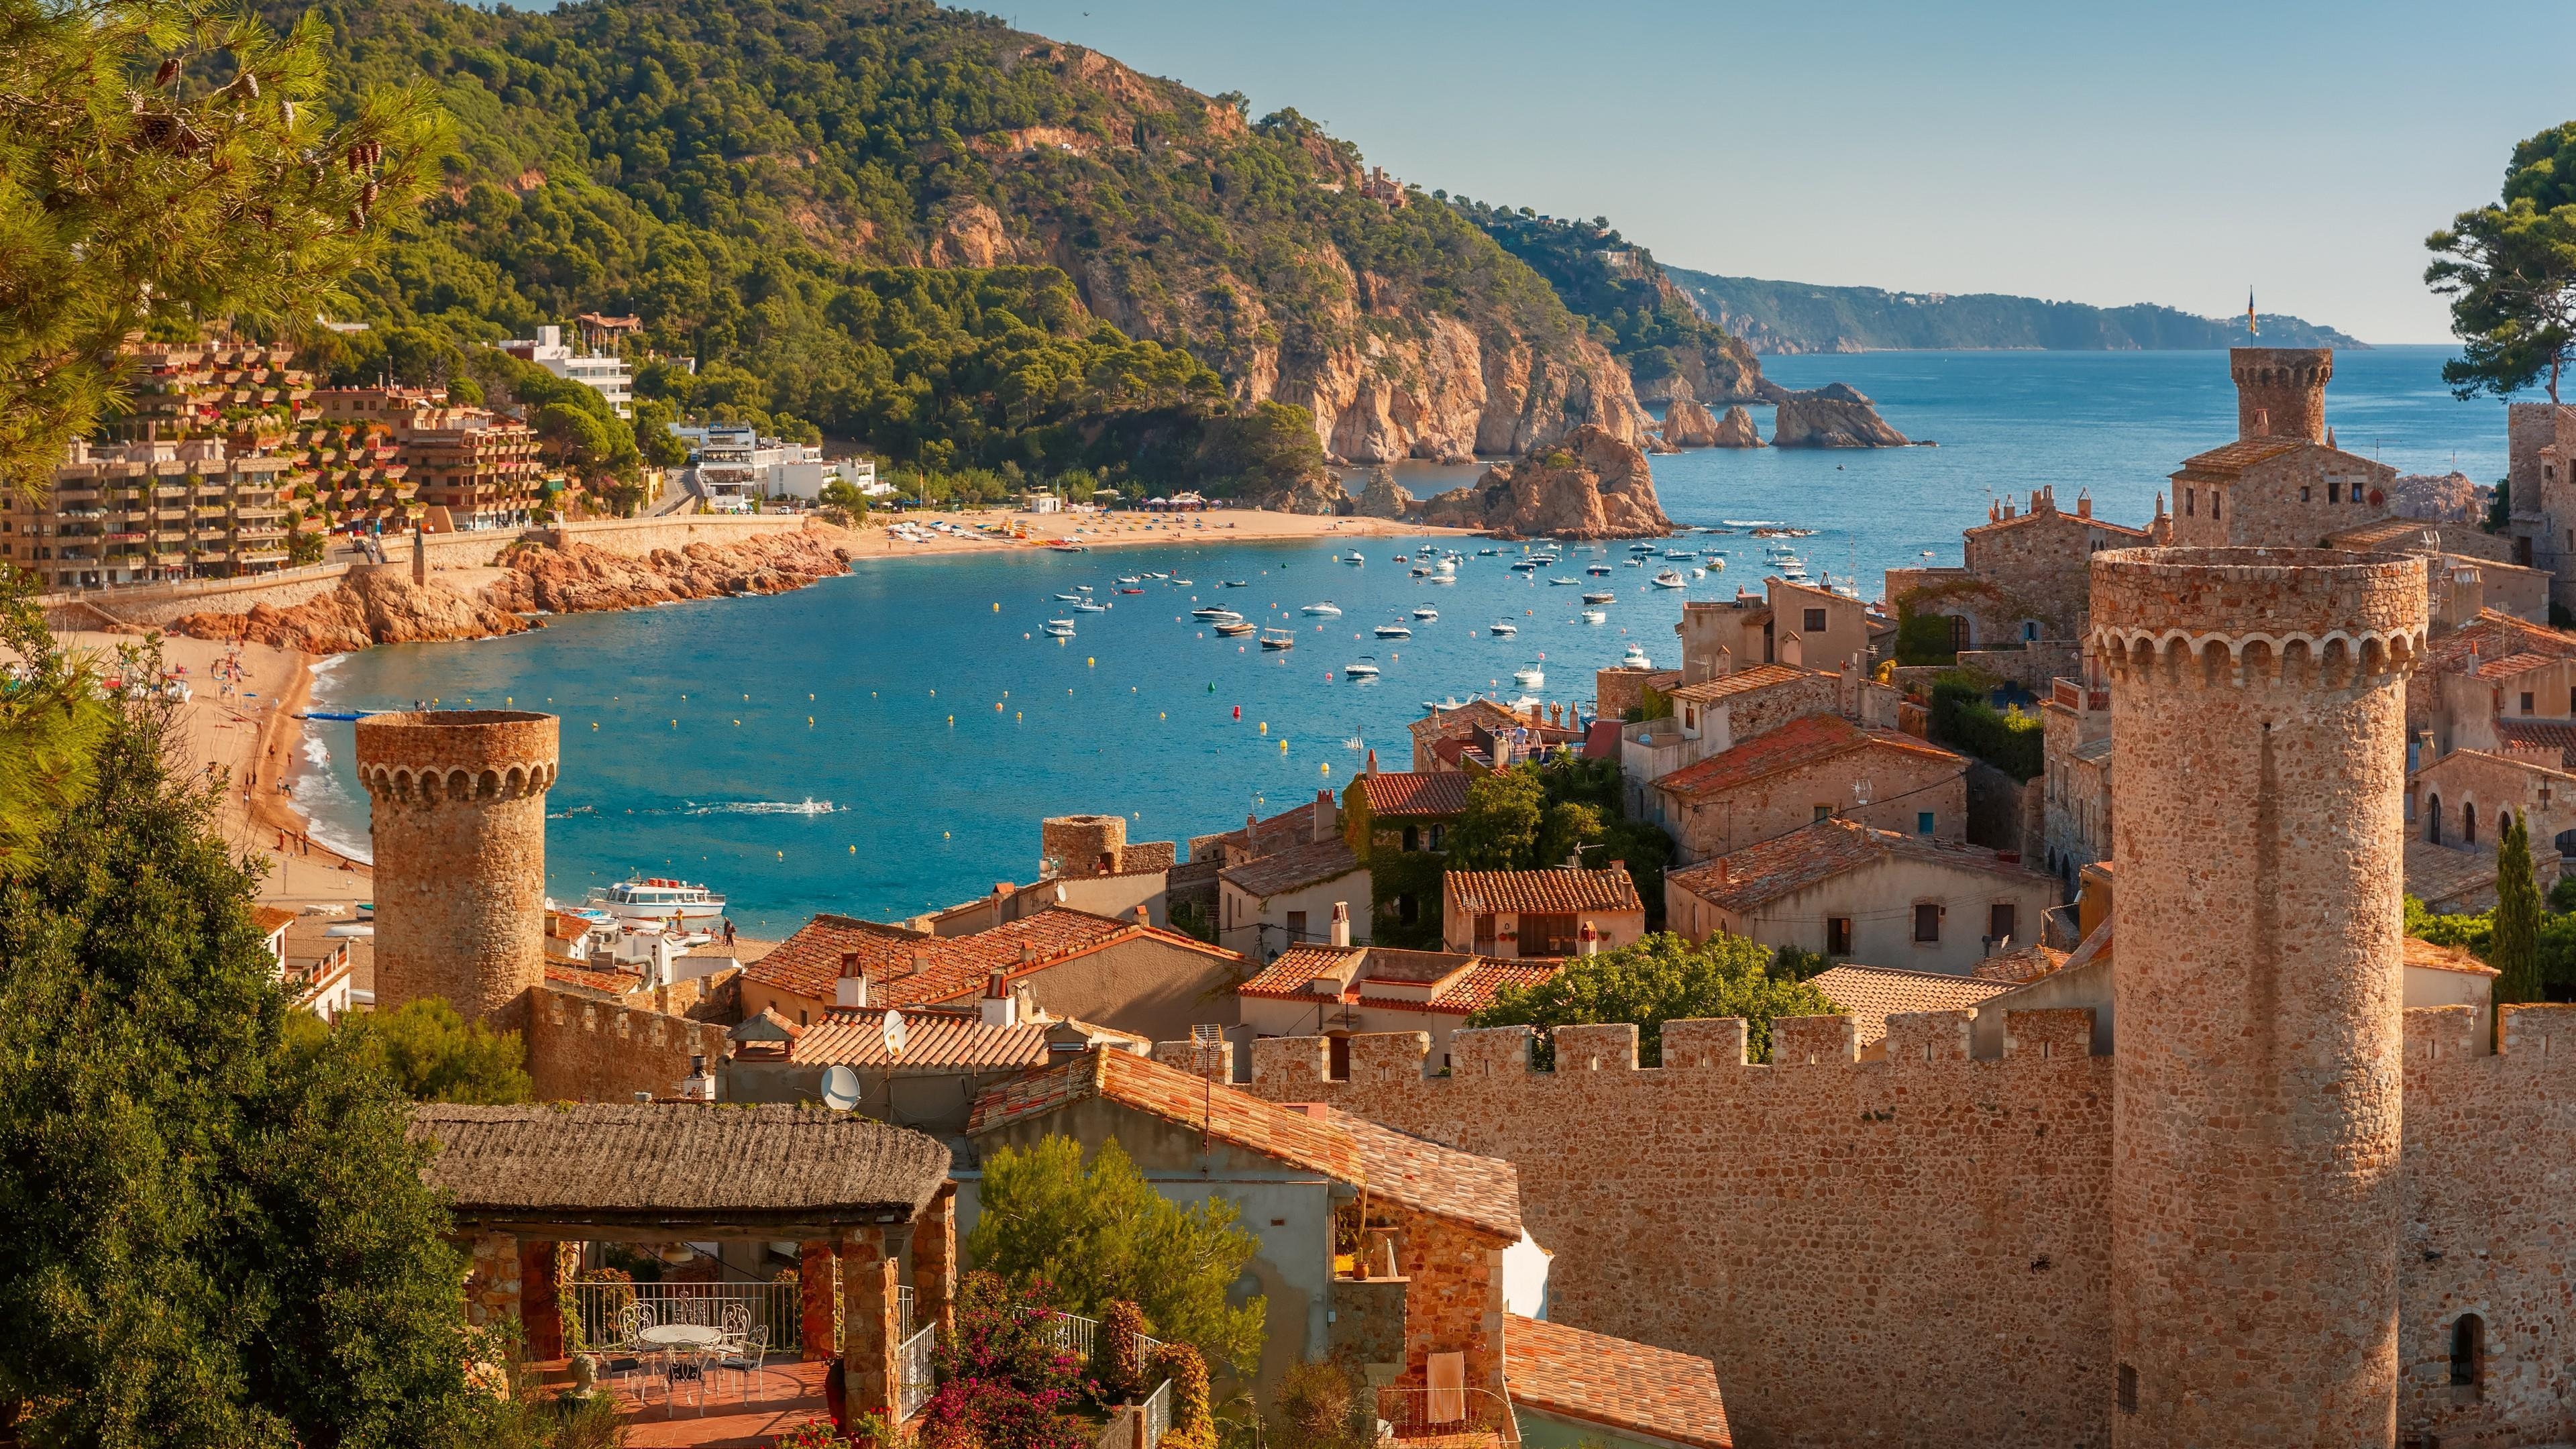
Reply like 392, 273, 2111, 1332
1019, 941, 1038, 965
1313, 790, 1335, 843
981, 969, 1018, 1028
2076, 491, 2092, 518
835, 951, 868, 1010
1717, 857, 1729, 883
1134, 904, 1150, 925
1330, 901, 1352, 947
2028, 489, 2042, 513
1364, 747, 1379, 774
1578, 920, 1600, 957
680, 1054, 714, 1102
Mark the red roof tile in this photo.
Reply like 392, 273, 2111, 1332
1668, 818, 2047, 914
1966, 507, 2149, 541
2476, 650, 2563, 680
1240, 947, 1558, 1016
1239, 945, 1368, 1000
2496, 720, 2576, 769
1331, 1111, 1521, 1240
748, 906, 1244, 1008
969, 1049, 1365, 1182
2424, 610, 2576, 677
1580, 718, 1622, 760
253, 905, 299, 937
792, 1006, 1053, 1069
1504, 1313, 1731, 1449
545, 961, 644, 996
2169, 436, 2308, 478
1652, 714, 1962, 804
1971, 943, 2071, 984
1220, 836, 1365, 898
1444, 867, 1642, 917
1360, 771, 1474, 818
1811, 964, 2015, 1046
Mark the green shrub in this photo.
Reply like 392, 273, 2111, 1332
1927, 672, 2043, 781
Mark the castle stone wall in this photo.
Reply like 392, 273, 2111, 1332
1248, 1017, 2118, 1449
526, 983, 723, 1103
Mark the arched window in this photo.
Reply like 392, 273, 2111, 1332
2465, 802, 2479, 845
1402, 824, 1419, 852
2428, 794, 2443, 845
1428, 824, 1445, 851
1948, 615, 1972, 651
2451, 1313, 2485, 1401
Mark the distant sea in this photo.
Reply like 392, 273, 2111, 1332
295, 345, 2508, 933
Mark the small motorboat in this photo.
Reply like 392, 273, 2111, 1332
1705, 557, 1725, 571
1044, 620, 1077, 637
1117, 575, 1142, 585
1663, 549, 1696, 560
1436, 557, 1458, 574
1340, 553, 1365, 566
1344, 657, 1382, 679
1259, 629, 1297, 651
1055, 592, 1085, 602
1215, 620, 1256, 637
1169, 577, 1193, 586
1652, 569, 1687, 590
1075, 584, 1093, 592
1550, 576, 1579, 586
1580, 608, 1607, 624
1514, 662, 1545, 688
1490, 620, 1518, 637
1302, 602, 1343, 616
1146, 572, 1169, 579
1119, 587, 1145, 594
1587, 564, 1612, 576
1428, 572, 1456, 585
1628, 542, 1658, 553
1624, 558, 1645, 568
1075, 598, 1112, 612
1191, 604, 1234, 620
1622, 643, 1652, 669
1411, 566, 1434, 577
1375, 621, 1413, 639
1411, 606, 1439, 621
1220, 580, 1249, 588
1423, 696, 1467, 712
1477, 547, 1500, 556
1582, 590, 1615, 605
1510, 559, 1540, 572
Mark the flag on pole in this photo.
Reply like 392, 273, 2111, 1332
2247, 288, 2259, 337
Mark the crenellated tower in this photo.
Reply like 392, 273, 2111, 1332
2090, 547, 2426, 1447
2230, 345, 2332, 443
355, 710, 559, 1030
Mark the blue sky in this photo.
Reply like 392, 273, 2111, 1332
995, 0, 2576, 343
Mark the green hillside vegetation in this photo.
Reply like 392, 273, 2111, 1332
1455, 201, 1766, 400
1665, 268, 2363, 354
266, 0, 1594, 496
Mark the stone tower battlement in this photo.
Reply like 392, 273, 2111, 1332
2088, 547, 2426, 688
2231, 345, 2333, 442
356, 710, 559, 1030
2091, 546, 2424, 1447
1041, 813, 1127, 877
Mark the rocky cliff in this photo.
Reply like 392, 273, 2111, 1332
1356, 468, 1414, 519
1772, 383, 1911, 448
170, 529, 856, 653
1415, 426, 1671, 539
1662, 397, 1723, 448
1712, 405, 1764, 448
1252, 474, 1354, 517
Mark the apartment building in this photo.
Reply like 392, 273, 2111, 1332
5, 437, 298, 587
500, 324, 633, 418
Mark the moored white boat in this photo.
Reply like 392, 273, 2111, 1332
588, 877, 727, 926
1621, 643, 1652, 669
1411, 605, 1439, 620
1652, 569, 1687, 589
1490, 620, 1518, 636
1375, 621, 1413, 639
1302, 602, 1343, 616
1044, 619, 1077, 637
1344, 657, 1382, 679
1513, 662, 1545, 688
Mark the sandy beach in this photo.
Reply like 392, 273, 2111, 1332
834, 504, 1468, 559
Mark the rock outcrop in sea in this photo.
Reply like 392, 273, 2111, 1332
1413, 425, 1670, 539
1255, 474, 1354, 517
169, 528, 857, 653
1661, 397, 1723, 448
1356, 468, 1414, 519
1711, 405, 1764, 447
1771, 382, 1910, 447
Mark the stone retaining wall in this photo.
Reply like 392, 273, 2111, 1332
532, 514, 812, 558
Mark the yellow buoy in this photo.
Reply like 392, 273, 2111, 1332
993, 602, 1000, 611
808, 716, 815, 726
1280, 740, 1289, 753
590, 722, 598, 731
948, 714, 955, 724
1258, 721, 1269, 735
505, 696, 511, 706
670, 720, 677, 728
733, 719, 740, 726
1159, 712, 1166, 720
776, 851, 783, 859
850, 845, 857, 853
1087, 657, 1094, 667
1322, 762, 1330, 774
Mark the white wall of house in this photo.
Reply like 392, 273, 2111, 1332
1672, 854, 2059, 975
1219, 871, 1369, 962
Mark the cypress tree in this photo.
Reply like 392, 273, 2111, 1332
2495, 812, 2545, 1010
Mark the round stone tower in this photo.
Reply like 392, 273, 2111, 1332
2090, 548, 2424, 1447
1041, 812, 1126, 878
355, 710, 559, 1028
2231, 345, 2333, 443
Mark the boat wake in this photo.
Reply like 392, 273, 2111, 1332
681, 799, 844, 816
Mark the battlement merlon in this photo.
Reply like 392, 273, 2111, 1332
2088, 547, 2428, 690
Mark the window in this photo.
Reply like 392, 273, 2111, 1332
1804, 607, 1827, 632
2428, 794, 2443, 845
798, 1010, 808, 1027
2300, 486, 2311, 502
2023, 621, 2041, 642
2186, 488, 2196, 517
1397, 893, 1418, 924
1286, 910, 1307, 943
1988, 903, 2017, 947
1913, 903, 1941, 944
2465, 802, 2478, 845
2117, 1364, 2137, 1415
2523, 692, 2536, 715
1402, 824, 1420, 851
2451, 1314, 2485, 1401
2211, 491, 2221, 520
2328, 480, 2339, 504
1428, 824, 1444, 851
1814, 804, 1835, 822
1328, 1034, 1351, 1081
1917, 810, 1936, 836
1522, 914, 1578, 957
1826, 917, 1853, 955
1948, 615, 1971, 651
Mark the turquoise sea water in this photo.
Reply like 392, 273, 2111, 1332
297, 345, 2508, 933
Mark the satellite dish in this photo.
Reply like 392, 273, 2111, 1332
820, 1064, 861, 1112
883, 1009, 907, 1059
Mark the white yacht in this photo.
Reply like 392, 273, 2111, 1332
1490, 620, 1518, 637
1411, 605, 1439, 621
589, 877, 727, 926
1340, 552, 1366, 566
1073, 598, 1111, 612
1375, 621, 1413, 639
1044, 619, 1077, 637
1344, 657, 1382, 679
1652, 569, 1687, 589
1621, 643, 1652, 669
1191, 604, 1234, 621
1580, 608, 1607, 624
1513, 662, 1545, 688
1302, 602, 1343, 616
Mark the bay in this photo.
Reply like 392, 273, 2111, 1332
296, 345, 2508, 934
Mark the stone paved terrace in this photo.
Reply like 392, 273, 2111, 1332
531, 1356, 829, 1447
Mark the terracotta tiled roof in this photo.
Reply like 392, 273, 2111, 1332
1239, 945, 1368, 1000
1504, 1313, 1732, 1449
1364, 959, 1556, 1016
545, 961, 644, 996
2496, 720, 2576, 769
1330, 1111, 1521, 1240
1409, 698, 1533, 745
2476, 650, 2563, 680
1972, 943, 2070, 984
2405, 837, 2506, 909
1664, 662, 1821, 708
1220, 836, 1364, 898
1360, 771, 1473, 818
2328, 516, 2435, 551
1812, 963, 2015, 1046
253, 905, 299, 937
1668, 818, 2045, 914
1444, 867, 1642, 916
2424, 610, 2576, 677
792, 1006, 1052, 1069
1239, 947, 1557, 1016
1652, 714, 1963, 804
1966, 506, 2149, 541
2404, 937, 2500, 977
1580, 718, 1622, 760
748, 906, 1242, 1007
1195, 797, 1338, 860
968, 1049, 1364, 1183
2169, 436, 2308, 478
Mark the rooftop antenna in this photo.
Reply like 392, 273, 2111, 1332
819, 1063, 861, 1112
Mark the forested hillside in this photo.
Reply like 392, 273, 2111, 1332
270, 0, 1652, 492
1666, 268, 2363, 354
1456, 203, 1771, 404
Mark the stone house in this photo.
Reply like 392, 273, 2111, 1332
1236, 945, 1558, 1074
1664, 817, 2060, 972
2161, 350, 2400, 550
1882, 485, 2150, 649
2504, 399, 2576, 608
1670, 578, 1886, 682
1811, 963, 2015, 1059
2408, 747, 2576, 859
720, 1002, 1055, 1134
2408, 608, 2576, 757
959, 1046, 1556, 1407
739, 905, 1248, 1042
2040, 674, 2113, 887
1646, 712, 1970, 863
2328, 517, 2551, 625
1219, 837, 1369, 963
1440, 867, 1644, 960
1342, 765, 1473, 943
1405, 698, 1586, 774
1617, 662, 1840, 807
